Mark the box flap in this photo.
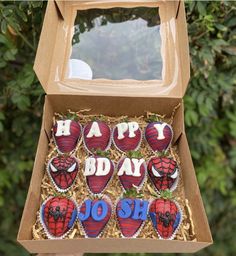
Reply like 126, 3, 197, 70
34, 0, 189, 98
55, 0, 65, 19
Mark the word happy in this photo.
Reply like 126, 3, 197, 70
53, 120, 173, 154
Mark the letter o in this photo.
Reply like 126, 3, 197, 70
91, 200, 108, 221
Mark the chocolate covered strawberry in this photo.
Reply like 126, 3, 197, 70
147, 156, 179, 193
145, 119, 173, 152
149, 191, 182, 240
40, 196, 78, 239
84, 152, 114, 195
47, 155, 79, 192
112, 121, 142, 152
53, 119, 82, 154
116, 189, 149, 238
83, 121, 111, 154
78, 196, 112, 238
117, 151, 146, 191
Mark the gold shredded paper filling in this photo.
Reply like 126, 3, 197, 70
32, 106, 196, 241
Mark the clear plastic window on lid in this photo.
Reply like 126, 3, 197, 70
68, 7, 162, 81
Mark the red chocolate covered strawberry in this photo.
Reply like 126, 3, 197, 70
53, 118, 82, 154
116, 189, 149, 238
145, 118, 173, 152
84, 151, 114, 195
83, 120, 111, 154
78, 196, 112, 238
117, 151, 146, 191
147, 156, 179, 193
112, 121, 142, 152
149, 190, 182, 240
40, 196, 78, 239
47, 155, 79, 192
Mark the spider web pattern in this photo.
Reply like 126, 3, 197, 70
148, 157, 178, 191
50, 156, 78, 189
150, 199, 178, 239
43, 197, 76, 237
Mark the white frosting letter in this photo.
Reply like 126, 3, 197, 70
55, 120, 71, 136
84, 157, 96, 176
86, 121, 102, 138
116, 122, 139, 140
132, 158, 145, 177
117, 158, 133, 176
153, 123, 167, 140
117, 122, 128, 139
96, 158, 111, 176
128, 122, 139, 138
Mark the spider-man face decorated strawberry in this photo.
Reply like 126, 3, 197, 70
83, 121, 111, 154
40, 196, 78, 239
149, 197, 182, 240
84, 154, 114, 195
78, 196, 112, 238
147, 156, 179, 192
116, 189, 149, 238
145, 121, 173, 152
47, 155, 79, 192
113, 121, 142, 152
52, 119, 82, 154
117, 151, 146, 191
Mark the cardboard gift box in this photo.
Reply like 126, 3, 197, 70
17, 0, 212, 253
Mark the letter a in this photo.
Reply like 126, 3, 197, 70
86, 122, 102, 138
117, 158, 133, 176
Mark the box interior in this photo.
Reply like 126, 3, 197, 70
17, 95, 212, 253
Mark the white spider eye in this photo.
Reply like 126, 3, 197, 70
67, 162, 77, 173
170, 169, 178, 179
152, 166, 162, 177
50, 163, 58, 173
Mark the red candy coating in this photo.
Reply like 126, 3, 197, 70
118, 157, 146, 191
83, 121, 111, 153
40, 197, 77, 239
47, 155, 79, 192
149, 199, 182, 239
85, 156, 114, 195
145, 122, 173, 152
116, 198, 145, 238
79, 198, 112, 238
113, 125, 142, 152
53, 120, 82, 154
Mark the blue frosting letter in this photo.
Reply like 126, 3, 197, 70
132, 199, 149, 220
91, 200, 108, 221
78, 199, 92, 221
118, 199, 133, 218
